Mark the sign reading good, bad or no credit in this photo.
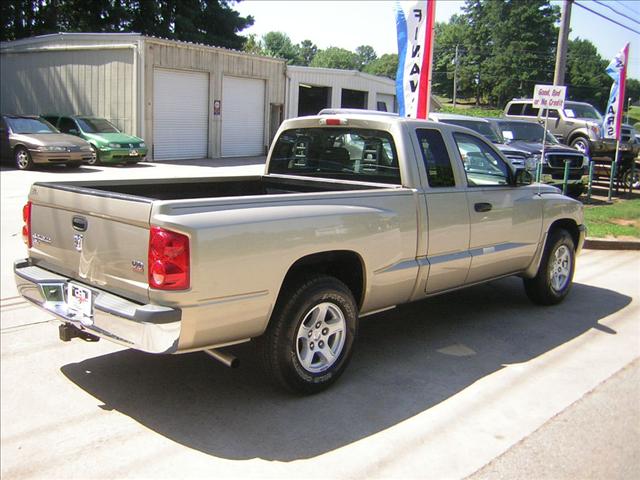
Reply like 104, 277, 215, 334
533, 85, 567, 109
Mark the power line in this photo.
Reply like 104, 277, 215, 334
573, 1, 640, 35
592, 0, 640, 25
612, 0, 640, 17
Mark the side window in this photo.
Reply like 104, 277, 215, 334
522, 104, 540, 117
541, 109, 559, 118
416, 128, 455, 187
454, 133, 511, 187
58, 117, 77, 133
507, 103, 523, 115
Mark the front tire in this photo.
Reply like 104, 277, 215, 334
87, 146, 101, 165
570, 136, 590, 157
258, 275, 357, 394
14, 146, 33, 170
523, 229, 575, 305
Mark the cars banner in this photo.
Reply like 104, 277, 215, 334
394, 0, 436, 119
603, 42, 629, 140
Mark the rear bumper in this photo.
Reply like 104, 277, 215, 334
14, 259, 180, 353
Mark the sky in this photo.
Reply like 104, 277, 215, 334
234, 0, 640, 79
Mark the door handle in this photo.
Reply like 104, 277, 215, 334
474, 202, 492, 212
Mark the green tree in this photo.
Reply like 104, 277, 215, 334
565, 38, 610, 110
363, 53, 398, 79
310, 47, 360, 70
297, 39, 318, 66
242, 33, 264, 55
355, 45, 377, 71
262, 31, 299, 64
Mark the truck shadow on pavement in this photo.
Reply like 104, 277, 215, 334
61, 277, 630, 462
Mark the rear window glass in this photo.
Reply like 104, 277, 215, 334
269, 127, 401, 184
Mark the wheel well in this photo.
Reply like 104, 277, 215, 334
548, 219, 580, 247
568, 133, 589, 146
281, 251, 365, 308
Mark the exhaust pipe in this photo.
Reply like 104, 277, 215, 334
205, 348, 239, 368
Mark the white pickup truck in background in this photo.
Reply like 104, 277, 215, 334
15, 111, 585, 393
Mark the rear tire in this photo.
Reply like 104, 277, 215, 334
523, 229, 575, 305
569, 136, 590, 157
258, 274, 357, 394
14, 146, 33, 170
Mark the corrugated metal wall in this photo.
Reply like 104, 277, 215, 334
0, 47, 135, 135
285, 66, 396, 119
143, 39, 286, 159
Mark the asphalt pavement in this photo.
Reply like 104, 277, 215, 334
1, 159, 639, 479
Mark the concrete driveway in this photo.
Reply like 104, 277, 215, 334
1, 161, 639, 479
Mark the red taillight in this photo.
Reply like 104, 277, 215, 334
148, 226, 190, 290
320, 117, 347, 126
22, 201, 32, 248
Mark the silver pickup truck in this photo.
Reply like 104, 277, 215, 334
14, 111, 585, 394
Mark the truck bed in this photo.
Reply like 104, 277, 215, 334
35, 175, 388, 202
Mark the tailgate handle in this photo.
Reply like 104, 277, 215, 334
72, 216, 88, 231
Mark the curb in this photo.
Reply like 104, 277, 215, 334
583, 238, 640, 251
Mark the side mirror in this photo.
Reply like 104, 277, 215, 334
69, 128, 79, 135
515, 168, 534, 186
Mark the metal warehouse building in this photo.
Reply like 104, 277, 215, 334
285, 65, 397, 118
0, 33, 286, 160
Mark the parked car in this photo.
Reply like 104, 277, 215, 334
0, 114, 95, 170
428, 113, 535, 171
486, 118, 588, 198
15, 110, 585, 394
42, 115, 147, 165
503, 98, 639, 162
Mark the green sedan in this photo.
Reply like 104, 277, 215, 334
42, 115, 148, 165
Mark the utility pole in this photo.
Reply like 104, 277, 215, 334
453, 44, 459, 108
554, 0, 573, 86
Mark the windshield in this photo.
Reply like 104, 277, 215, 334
6, 117, 57, 134
563, 103, 602, 120
441, 119, 501, 143
76, 118, 120, 133
269, 127, 401, 184
496, 121, 559, 144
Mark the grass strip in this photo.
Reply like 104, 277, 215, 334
584, 199, 640, 239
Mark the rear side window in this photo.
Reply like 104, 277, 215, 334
522, 104, 540, 117
506, 103, 523, 115
269, 127, 401, 184
416, 129, 455, 187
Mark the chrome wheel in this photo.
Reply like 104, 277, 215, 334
549, 245, 571, 292
570, 137, 589, 156
15, 148, 31, 169
296, 302, 346, 373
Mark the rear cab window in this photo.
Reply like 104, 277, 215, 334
268, 127, 401, 184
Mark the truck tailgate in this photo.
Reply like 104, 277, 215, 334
27, 183, 152, 304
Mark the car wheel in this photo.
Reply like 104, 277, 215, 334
523, 229, 575, 305
87, 146, 101, 165
621, 167, 640, 190
14, 146, 33, 170
570, 136, 590, 157
258, 274, 357, 394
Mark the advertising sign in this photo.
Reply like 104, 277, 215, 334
603, 43, 629, 140
532, 85, 566, 109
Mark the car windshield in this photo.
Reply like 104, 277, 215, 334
563, 103, 602, 120
497, 121, 559, 144
269, 127, 401, 184
6, 117, 57, 134
441, 119, 501, 143
76, 118, 120, 133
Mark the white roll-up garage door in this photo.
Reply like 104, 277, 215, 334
222, 76, 265, 157
153, 69, 209, 160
